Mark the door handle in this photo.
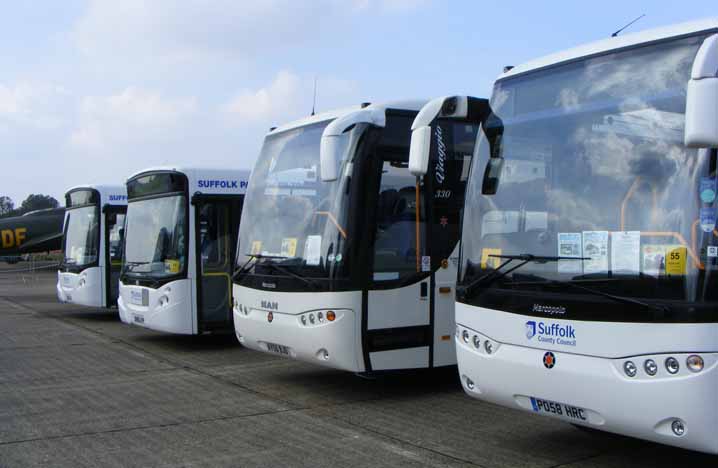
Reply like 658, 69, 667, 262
420, 282, 428, 298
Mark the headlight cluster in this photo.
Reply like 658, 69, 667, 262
622, 354, 704, 378
457, 325, 497, 355
77, 278, 86, 288
299, 310, 336, 327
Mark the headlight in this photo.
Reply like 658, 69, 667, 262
686, 355, 704, 373
309, 314, 315, 324
300, 315, 307, 326
623, 361, 637, 377
317, 312, 325, 323
643, 359, 657, 376
461, 330, 469, 343
472, 335, 480, 349
665, 357, 679, 374
484, 340, 493, 354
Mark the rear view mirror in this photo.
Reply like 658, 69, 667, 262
481, 158, 504, 195
685, 34, 718, 148
409, 126, 431, 176
319, 136, 342, 182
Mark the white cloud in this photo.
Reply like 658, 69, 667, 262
0, 82, 70, 130
70, 87, 197, 151
222, 70, 360, 128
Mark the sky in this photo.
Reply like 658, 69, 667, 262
1, 0, 716, 206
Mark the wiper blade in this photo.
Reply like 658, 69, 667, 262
457, 253, 589, 299
544, 280, 670, 314
232, 253, 287, 281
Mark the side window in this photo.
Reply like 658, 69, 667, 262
372, 160, 427, 282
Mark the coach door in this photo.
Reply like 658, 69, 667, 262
194, 198, 242, 331
104, 206, 126, 308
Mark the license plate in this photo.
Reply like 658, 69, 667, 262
530, 397, 587, 421
130, 289, 144, 305
66, 294, 72, 302
133, 314, 145, 324
266, 342, 290, 356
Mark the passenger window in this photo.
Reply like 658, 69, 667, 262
199, 204, 229, 270
372, 160, 427, 282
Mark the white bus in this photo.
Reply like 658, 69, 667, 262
57, 185, 127, 308
419, 19, 718, 452
232, 101, 479, 373
118, 167, 250, 334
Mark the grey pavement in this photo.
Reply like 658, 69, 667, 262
0, 269, 714, 467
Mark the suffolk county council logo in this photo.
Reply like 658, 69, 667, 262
543, 352, 556, 369
526, 321, 537, 339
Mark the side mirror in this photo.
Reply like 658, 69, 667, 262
409, 126, 431, 176
685, 34, 718, 148
320, 108, 386, 181
481, 158, 504, 195
319, 136, 342, 181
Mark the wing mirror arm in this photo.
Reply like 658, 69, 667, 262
408, 96, 491, 176
320, 109, 386, 181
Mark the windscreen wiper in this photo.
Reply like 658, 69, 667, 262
232, 253, 287, 282
122, 261, 150, 273
457, 254, 588, 299
542, 279, 670, 314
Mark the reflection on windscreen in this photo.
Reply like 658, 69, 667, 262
463, 34, 716, 303
237, 121, 355, 277
123, 196, 187, 277
64, 206, 99, 267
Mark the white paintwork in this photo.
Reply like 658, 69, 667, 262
500, 18, 718, 81
370, 346, 429, 371
56, 266, 102, 307
456, 305, 718, 453
367, 281, 429, 330
233, 285, 365, 372
57, 184, 127, 308
685, 34, 718, 148
119, 278, 194, 334
119, 167, 249, 335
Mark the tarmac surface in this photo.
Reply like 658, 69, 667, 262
0, 265, 715, 467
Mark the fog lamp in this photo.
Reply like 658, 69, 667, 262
644, 359, 657, 376
687, 355, 704, 373
466, 377, 475, 390
665, 357, 680, 374
671, 419, 686, 436
472, 335, 480, 349
462, 330, 469, 344
623, 361, 637, 377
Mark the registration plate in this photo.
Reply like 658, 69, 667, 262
65, 294, 72, 302
265, 342, 290, 356
133, 314, 145, 324
130, 289, 145, 306
530, 397, 587, 421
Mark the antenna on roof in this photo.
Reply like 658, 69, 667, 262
611, 14, 645, 37
311, 76, 317, 116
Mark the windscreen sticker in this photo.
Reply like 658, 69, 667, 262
665, 246, 687, 276
700, 177, 717, 204
557, 233, 582, 274
610, 231, 640, 274
582, 231, 609, 274
281, 238, 297, 258
421, 255, 431, 272
480, 248, 502, 269
700, 207, 716, 233
250, 241, 262, 255
642, 245, 666, 276
708, 246, 718, 258
304, 235, 322, 266
165, 259, 180, 274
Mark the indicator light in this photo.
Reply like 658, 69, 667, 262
687, 355, 704, 372
326, 310, 336, 321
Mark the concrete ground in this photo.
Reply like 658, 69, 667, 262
0, 267, 715, 467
